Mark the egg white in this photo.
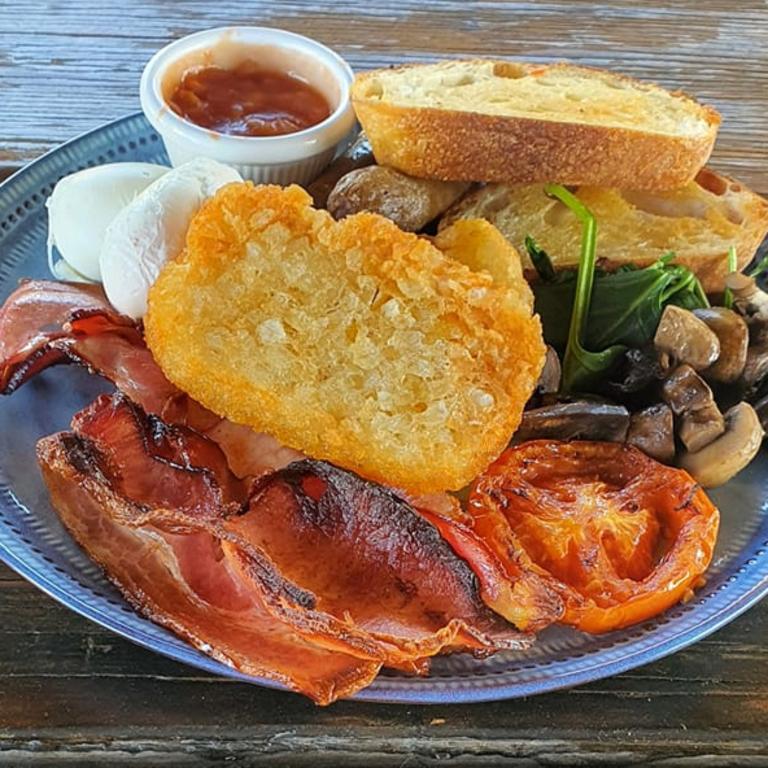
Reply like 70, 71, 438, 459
47, 162, 169, 281
99, 157, 242, 319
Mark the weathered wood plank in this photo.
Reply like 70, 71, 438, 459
0, 573, 767, 765
0, 733, 766, 767
0, 565, 20, 581
1, 0, 768, 192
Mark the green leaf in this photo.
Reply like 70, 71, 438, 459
532, 280, 577, 349
534, 189, 708, 394
524, 235, 557, 282
534, 258, 708, 351
543, 184, 626, 393
587, 264, 679, 349
748, 250, 768, 278
723, 245, 737, 309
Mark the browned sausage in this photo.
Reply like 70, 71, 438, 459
306, 133, 375, 208
327, 166, 470, 232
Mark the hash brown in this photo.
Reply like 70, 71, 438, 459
145, 183, 545, 493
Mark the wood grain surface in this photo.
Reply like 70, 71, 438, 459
1, 1, 768, 765
2, 0, 768, 193
1, 559, 768, 767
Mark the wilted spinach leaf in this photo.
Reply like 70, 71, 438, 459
534, 255, 708, 351
540, 185, 625, 393
533, 190, 708, 394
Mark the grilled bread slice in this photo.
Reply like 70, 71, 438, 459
440, 169, 768, 292
351, 60, 720, 190
145, 183, 545, 493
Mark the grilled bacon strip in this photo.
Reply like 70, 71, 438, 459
37, 431, 380, 705
0, 280, 125, 368
416, 505, 563, 633
72, 394, 250, 522
0, 280, 177, 411
160, 394, 305, 480
37, 395, 533, 699
226, 460, 531, 663
0, 279, 301, 477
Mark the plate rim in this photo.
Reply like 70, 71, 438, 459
0, 111, 766, 705
1, 532, 766, 705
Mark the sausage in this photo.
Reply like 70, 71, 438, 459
306, 133, 375, 208
327, 166, 470, 232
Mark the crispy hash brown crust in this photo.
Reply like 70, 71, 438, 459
145, 183, 545, 493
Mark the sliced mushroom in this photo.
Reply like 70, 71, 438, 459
726, 272, 768, 331
743, 347, 768, 388
679, 402, 764, 488
661, 365, 719, 416
535, 346, 562, 395
627, 404, 675, 463
654, 305, 720, 371
661, 365, 726, 453
725, 274, 768, 390
694, 307, 749, 383
306, 133, 374, 208
678, 400, 726, 452
513, 401, 630, 443
608, 345, 667, 398
728, 271, 768, 350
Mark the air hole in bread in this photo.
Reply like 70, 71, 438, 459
363, 79, 384, 99
695, 168, 728, 196
492, 62, 526, 79
621, 190, 708, 220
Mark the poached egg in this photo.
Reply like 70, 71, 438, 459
100, 157, 243, 318
47, 162, 168, 281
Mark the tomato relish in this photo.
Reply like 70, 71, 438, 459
168, 61, 331, 137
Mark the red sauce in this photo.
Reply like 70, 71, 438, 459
168, 62, 331, 137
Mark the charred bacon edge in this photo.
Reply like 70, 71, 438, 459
73, 392, 249, 515
36, 433, 382, 705
244, 460, 533, 655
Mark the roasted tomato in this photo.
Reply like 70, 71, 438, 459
469, 441, 720, 634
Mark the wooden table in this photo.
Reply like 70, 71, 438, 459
1, 1, 768, 764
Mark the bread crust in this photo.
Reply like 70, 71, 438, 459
352, 61, 720, 190
440, 168, 768, 293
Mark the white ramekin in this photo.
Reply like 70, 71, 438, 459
139, 27, 356, 185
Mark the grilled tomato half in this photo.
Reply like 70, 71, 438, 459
469, 441, 719, 634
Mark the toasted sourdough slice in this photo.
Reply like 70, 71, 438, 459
351, 60, 720, 190
145, 184, 545, 493
440, 169, 768, 293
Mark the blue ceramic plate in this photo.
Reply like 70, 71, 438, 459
0, 113, 766, 704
